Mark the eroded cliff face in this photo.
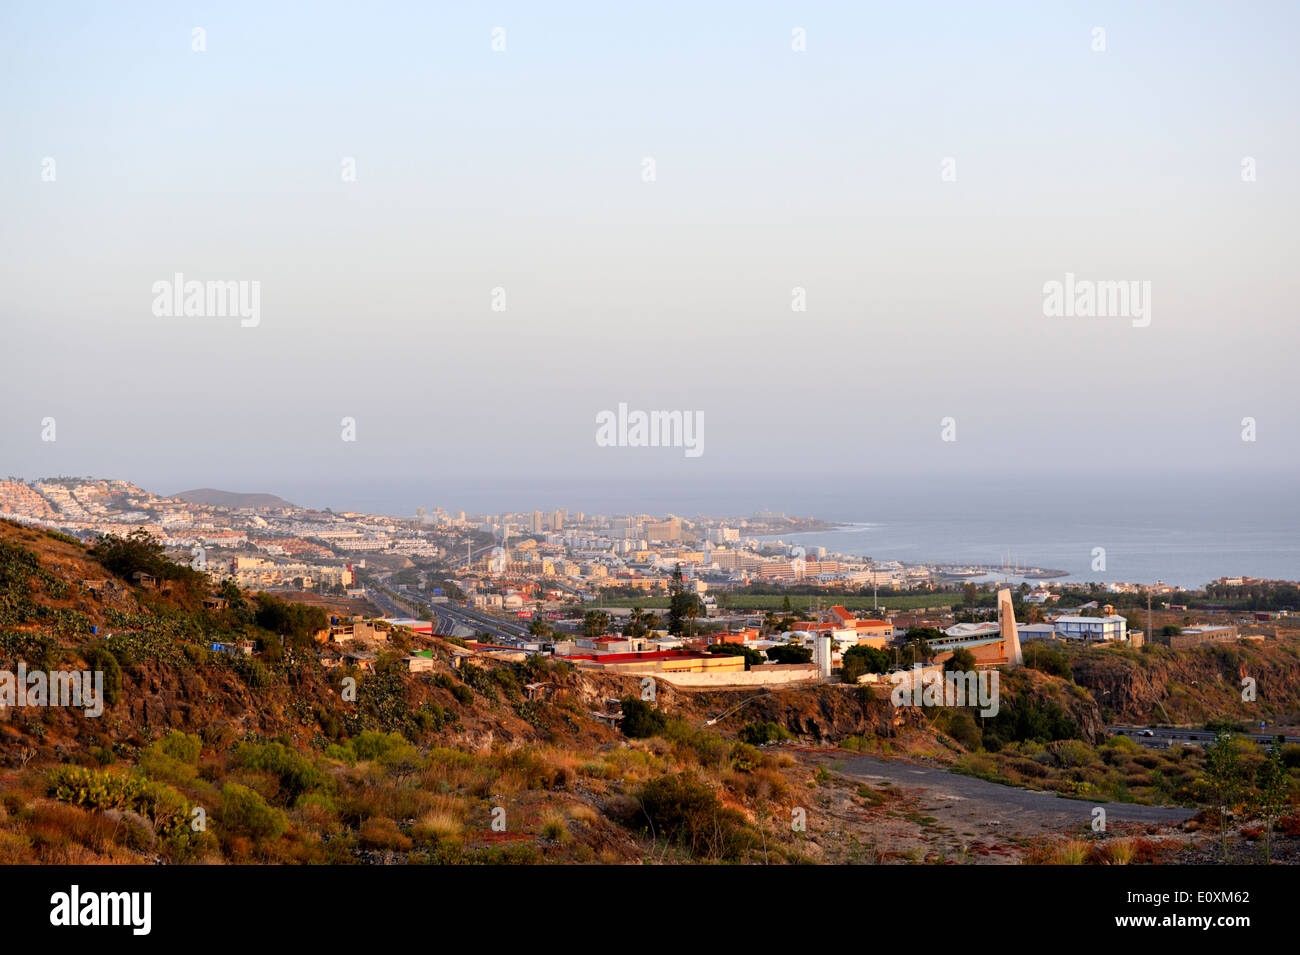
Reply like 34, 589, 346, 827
992, 667, 1109, 744
575, 669, 1106, 746
601, 678, 930, 742
1070, 641, 1300, 725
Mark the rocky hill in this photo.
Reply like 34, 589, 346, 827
0, 521, 911, 865
168, 488, 295, 509
1068, 640, 1300, 726
4, 519, 1265, 866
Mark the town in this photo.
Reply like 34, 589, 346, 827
1, 476, 1292, 691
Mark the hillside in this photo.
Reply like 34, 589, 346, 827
1063, 640, 1300, 727
0, 520, 940, 865
168, 488, 295, 509
4, 520, 1285, 866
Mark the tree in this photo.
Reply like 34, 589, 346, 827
583, 610, 611, 640
683, 597, 701, 639
218, 578, 246, 610
841, 645, 891, 683
765, 644, 812, 665
898, 629, 940, 667
253, 593, 328, 648
619, 696, 667, 738
667, 564, 694, 636
527, 618, 552, 641
944, 647, 977, 672
707, 643, 763, 670
1255, 738, 1289, 864
90, 528, 204, 588
1205, 730, 1244, 861
625, 606, 647, 639
963, 582, 978, 607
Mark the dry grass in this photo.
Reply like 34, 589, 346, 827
413, 808, 464, 844
540, 814, 570, 843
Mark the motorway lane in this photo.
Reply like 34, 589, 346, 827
1109, 725, 1300, 747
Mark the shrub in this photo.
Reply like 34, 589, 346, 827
232, 655, 273, 688
946, 711, 983, 750
81, 645, 122, 706
353, 731, 409, 761
231, 742, 326, 801
252, 593, 328, 648
541, 815, 570, 843
729, 742, 764, 773
1050, 739, 1096, 769
637, 772, 744, 859
47, 766, 191, 843
220, 783, 287, 841
620, 697, 668, 738
413, 809, 463, 844
1022, 645, 1073, 680
663, 719, 730, 767
157, 730, 202, 764
359, 817, 412, 851
738, 721, 792, 746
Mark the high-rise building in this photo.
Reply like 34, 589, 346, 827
645, 518, 681, 542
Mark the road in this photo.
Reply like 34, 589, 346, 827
379, 580, 532, 645
831, 754, 1194, 837
1109, 725, 1300, 748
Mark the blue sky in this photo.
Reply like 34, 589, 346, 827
2, 1, 1298, 501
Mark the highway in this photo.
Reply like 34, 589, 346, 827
1110, 725, 1300, 748
377, 580, 533, 646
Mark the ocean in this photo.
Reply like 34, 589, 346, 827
271, 470, 1298, 590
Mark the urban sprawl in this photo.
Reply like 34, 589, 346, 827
1, 477, 1290, 686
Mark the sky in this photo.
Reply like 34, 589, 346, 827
2, 1, 1298, 514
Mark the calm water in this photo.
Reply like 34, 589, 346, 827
276, 471, 1299, 590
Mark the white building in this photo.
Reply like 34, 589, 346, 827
1050, 615, 1128, 642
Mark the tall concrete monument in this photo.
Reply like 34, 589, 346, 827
997, 588, 1023, 667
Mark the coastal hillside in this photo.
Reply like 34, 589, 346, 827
1063, 641, 1300, 727
169, 488, 296, 509
0, 521, 934, 864
3, 520, 1295, 866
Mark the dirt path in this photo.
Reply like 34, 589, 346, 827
828, 754, 1194, 839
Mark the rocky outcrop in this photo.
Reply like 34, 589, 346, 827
1070, 641, 1300, 725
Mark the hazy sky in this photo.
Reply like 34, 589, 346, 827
3, 1, 1298, 508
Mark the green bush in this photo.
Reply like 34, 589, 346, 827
738, 721, 793, 746
637, 772, 744, 858
82, 644, 123, 705
729, 742, 764, 772
157, 730, 202, 764
231, 742, 326, 801
252, 593, 327, 648
47, 765, 192, 841
620, 697, 669, 738
352, 731, 409, 761
220, 783, 287, 841
946, 710, 983, 750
